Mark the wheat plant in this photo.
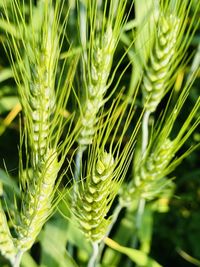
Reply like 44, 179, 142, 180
1, 1, 79, 266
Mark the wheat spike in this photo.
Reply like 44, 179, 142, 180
78, 0, 128, 147
121, 92, 200, 207
2, 1, 75, 257
78, 25, 116, 147
17, 149, 60, 251
121, 138, 174, 205
29, 55, 55, 165
0, 202, 17, 265
142, 14, 179, 112
73, 151, 115, 242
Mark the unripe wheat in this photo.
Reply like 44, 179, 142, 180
0, 202, 17, 265
73, 151, 115, 243
121, 138, 174, 205
17, 149, 60, 251
142, 14, 179, 112
78, 26, 116, 147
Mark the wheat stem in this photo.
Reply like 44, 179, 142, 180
131, 198, 146, 250
13, 251, 23, 267
141, 111, 151, 156
136, 198, 146, 230
74, 145, 86, 181
88, 242, 99, 267
97, 203, 123, 263
188, 42, 200, 80
106, 204, 123, 240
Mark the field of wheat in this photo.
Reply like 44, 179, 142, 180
0, 1, 200, 267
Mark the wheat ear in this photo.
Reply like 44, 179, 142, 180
0, 202, 17, 265
3, 0, 78, 260
16, 149, 60, 252
72, 94, 140, 244
73, 151, 115, 243
121, 138, 174, 205
78, 0, 128, 148
142, 0, 200, 113
120, 88, 200, 207
11, 2, 58, 252
78, 26, 116, 147
142, 14, 179, 113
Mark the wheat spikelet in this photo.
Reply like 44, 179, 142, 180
0, 202, 17, 265
16, 149, 60, 251
142, 14, 179, 112
73, 151, 115, 243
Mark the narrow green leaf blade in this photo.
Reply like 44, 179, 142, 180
105, 238, 162, 267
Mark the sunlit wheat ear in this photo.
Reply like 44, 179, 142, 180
78, 26, 116, 147
72, 94, 141, 243
142, 14, 179, 112
73, 151, 115, 242
3, 0, 79, 262
78, 0, 128, 147
3, 0, 60, 167
0, 202, 17, 265
23, 5, 59, 167
126, 138, 174, 203
142, 0, 199, 113
16, 149, 60, 251
120, 86, 200, 207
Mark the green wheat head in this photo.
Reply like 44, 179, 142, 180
73, 151, 115, 242
16, 149, 60, 251
78, 0, 128, 147
2, 0, 79, 261
142, 0, 199, 112
121, 85, 200, 207
0, 201, 17, 265
142, 14, 179, 112
72, 96, 140, 243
